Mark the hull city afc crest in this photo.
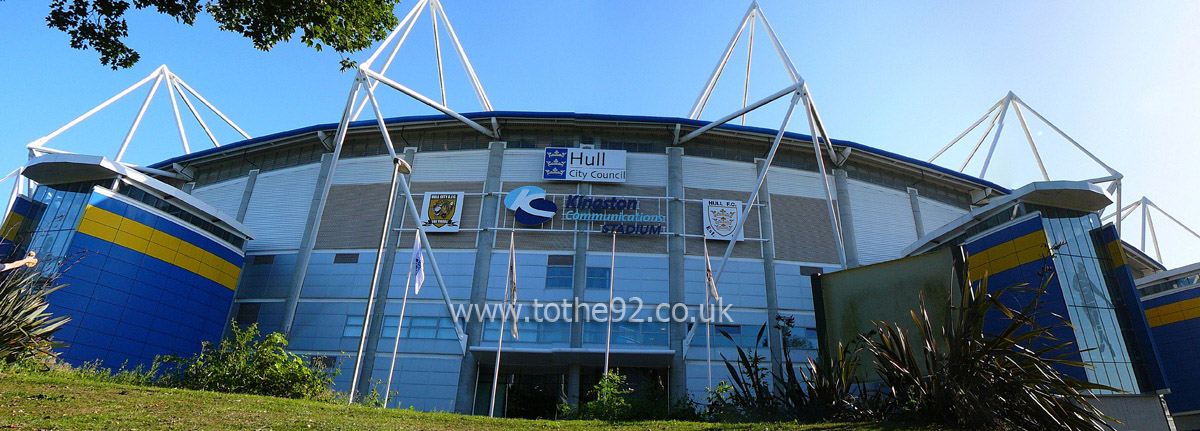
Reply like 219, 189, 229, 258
420, 192, 464, 233
703, 199, 744, 241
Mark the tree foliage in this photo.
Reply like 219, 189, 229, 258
44, 0, 401, 70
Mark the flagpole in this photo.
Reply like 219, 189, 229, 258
383, 235, 419, 408
604, 231, 616, 375
489, 230, 515, 417
703, 239, 714, 392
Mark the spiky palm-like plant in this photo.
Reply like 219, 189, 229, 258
717, 318, 873, 422
0, 269, 69, 363
863, 275, 1116, 431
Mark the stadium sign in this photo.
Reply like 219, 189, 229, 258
562, 194, 664, 235
542, 147, 626, 183
419, 192, 464, 233
505, 186, 558, 226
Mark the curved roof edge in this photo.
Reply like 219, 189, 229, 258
149, 111, 1010, 193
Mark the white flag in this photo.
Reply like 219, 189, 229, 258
411, 234, 425, 294
703, 239, 720, 301
508, 233, 519, 340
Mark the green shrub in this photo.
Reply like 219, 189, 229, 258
0, 269, 69, 363
575, 370, 632, 421
156, 323, 337, 400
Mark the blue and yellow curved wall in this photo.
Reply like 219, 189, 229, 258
16, 185, 246, 367
1143, 281, 1200, 414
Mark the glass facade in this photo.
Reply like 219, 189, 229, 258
583, 321, 668, 345
1139, 273, 1200, 298
1033, 205, 1140, 393
483, 320, 570, 343
18, 180, 109, 273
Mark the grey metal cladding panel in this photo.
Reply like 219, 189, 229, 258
587, 185, 668, 254
770, 193, 840, 264
501, 181, 577, 194
400, 181, 486, 250
495, 229, 573, 252
241, 164, 321, 251
315, 183, 391, 249
684, 187, 760, 258
190, 177, 246, 218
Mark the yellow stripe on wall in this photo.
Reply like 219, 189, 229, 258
1106, 240, 1127, 269
1, 212, 24, 242
76, 205, 241, 290
1145, 296, 1200, 328
968, 230, 1051, 282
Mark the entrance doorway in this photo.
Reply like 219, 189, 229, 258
474, 370, 565, 419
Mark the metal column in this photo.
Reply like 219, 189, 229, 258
455, 142, 506, 414
221, 169, 259, 338
907, 187, 925, 238
353, 148, 418, 400
666, 147, 688, 401
832, 169, 859, 268
235, 169, 259, 222
281, 153, 337, 337
755, 159, 784, 382
568, 178, 591, 407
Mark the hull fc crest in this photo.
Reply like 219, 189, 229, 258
703, 199, 744, 241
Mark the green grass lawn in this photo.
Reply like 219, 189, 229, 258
0, 373, 948, 430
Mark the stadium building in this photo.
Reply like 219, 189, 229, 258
0, 1, 1186, 427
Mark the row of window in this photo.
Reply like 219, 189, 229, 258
234, 303, 817, 350
339, 314, 817, 350
343, 315, 459, 340
116, 184, 245, 248
187, 127, 972, 209
1139, 273, 1200, 298
546, 255, 611, 290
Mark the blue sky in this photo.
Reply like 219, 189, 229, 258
2, 1, 1198, 266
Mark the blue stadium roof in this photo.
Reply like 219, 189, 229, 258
151, 111, 1009, 193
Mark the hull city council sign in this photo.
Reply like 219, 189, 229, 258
542, 147, 627, 183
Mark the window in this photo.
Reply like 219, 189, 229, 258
234, 303, 261, 325
485, 320, 570, 343
343, 315, 364, 337
334, 253, 359, 264
381, 316, 400, 339
583, 321, 668, 345
693, 324, 769, 349
310, 355, 337, 369
252, 255, 275, 265
115, 184, 245, 248
399, 317, 458, 340
343, 316, 457, 340
784, 328, 818, 350
585, 267, 611, 290
546, 255, 573, 289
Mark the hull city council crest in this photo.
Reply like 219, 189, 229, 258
420, 192, 464, 233
703, 199, 744, 241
